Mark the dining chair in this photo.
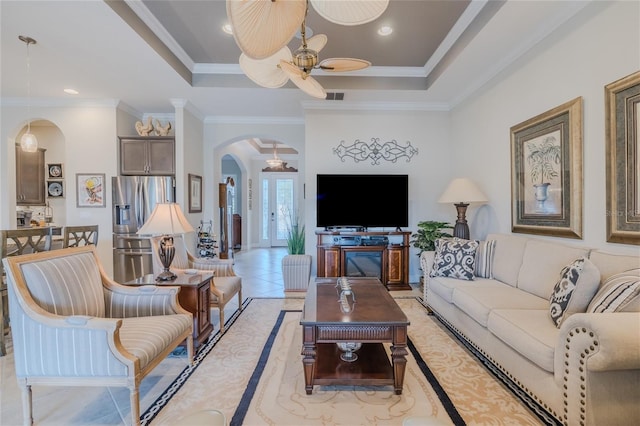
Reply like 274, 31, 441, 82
63, 224, 99, 248
1, 227, 53, 356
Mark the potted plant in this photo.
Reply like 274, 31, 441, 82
410, 220, 453, 256
410, 220, 452, 288
282, 209, 312, 291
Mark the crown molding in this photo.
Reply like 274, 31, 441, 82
301, 100, 451, 112
123, 0, 195, 71
205, 115, 304, 125
2, 97, 120, 108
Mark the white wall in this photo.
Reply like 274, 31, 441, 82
1, 103, 119, 274
450, 0, 639, 255
304, 108, 453, 280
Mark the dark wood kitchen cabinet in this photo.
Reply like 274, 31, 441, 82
119, 136, 175, 175
16, 145, 46, 206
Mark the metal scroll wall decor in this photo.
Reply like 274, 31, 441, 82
333, 138, 418, 165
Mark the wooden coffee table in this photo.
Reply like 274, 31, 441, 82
300, 277, 410, 395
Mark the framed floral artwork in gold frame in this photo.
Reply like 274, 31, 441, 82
510, 97, 583, 239
606, 70, 640, 245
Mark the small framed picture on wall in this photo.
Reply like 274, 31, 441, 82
76, 173, 106, 208
47, 163, 63, 179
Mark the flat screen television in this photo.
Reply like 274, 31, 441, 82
316, 174, 409, 230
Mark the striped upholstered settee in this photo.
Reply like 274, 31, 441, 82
3, 246, 193, 426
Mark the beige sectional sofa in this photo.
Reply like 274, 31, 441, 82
420, 233, 639, 426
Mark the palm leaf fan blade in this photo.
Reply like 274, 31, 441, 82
226, 0, 306, 59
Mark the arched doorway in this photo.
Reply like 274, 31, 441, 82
14, 120, 66, 228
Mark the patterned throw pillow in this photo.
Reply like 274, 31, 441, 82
474, 239, 496, 279
587, 268, 640, 313
549, 258, 601, 328
430, 238, 479, 281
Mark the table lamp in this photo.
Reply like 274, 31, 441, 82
137, 203, 194, 281
438, 178, 488, 239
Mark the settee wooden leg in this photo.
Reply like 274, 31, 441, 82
18, 379, 32, 426
219, 307, 225, 333
130, 386, 140, 426
238, 289, 243, 311
186, 335, 194, 365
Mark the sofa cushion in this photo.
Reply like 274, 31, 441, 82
487, 309, 557, 373
430, 238, 479, 281
428, 276, 502, 304
452, 284, 548, 327
474, 239, 496, 279
518, 239, 590, 299
119, 314, 192, 369
588, 250, 640, 282
587, 268, 640, 313
486, 233, 529, 287
20, 251, 105, 317
549, 258, 600, 327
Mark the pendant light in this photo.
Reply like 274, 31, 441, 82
19, 35, 38, 153
265, 142, 284, 169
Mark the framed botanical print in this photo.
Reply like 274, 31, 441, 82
606, 70, 640, 245
510, 97, 583, 239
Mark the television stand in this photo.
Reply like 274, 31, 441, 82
315, 230, 411, 291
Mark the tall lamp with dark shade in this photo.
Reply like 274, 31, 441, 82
438, 178, 488, 240
137, 203, 194, 281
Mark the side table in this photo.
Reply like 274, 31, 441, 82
126, 272, 213, 348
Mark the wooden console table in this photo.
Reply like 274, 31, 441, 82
316, 230, 411, 290
126, 272, 213, 348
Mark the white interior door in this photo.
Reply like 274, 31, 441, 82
261, 173, 297, 247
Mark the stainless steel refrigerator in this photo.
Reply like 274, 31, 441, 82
112, 176, 175, 283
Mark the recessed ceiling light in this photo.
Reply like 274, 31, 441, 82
222, 23, 233, 35
64, 88, 79, 95
378, 26, 393, 36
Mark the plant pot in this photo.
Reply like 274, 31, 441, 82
282, 254, 312, 291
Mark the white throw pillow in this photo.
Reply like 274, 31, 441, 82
474, 239, 496, 279
430, 238, 479, 281
549, 257, 600, 328
587, 268, 640, 313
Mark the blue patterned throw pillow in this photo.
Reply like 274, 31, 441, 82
549, 257, 600, 328
430, 238, 479, 281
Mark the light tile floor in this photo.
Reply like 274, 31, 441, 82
0, 247, 422, 425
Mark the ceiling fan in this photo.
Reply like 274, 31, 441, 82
227, 0, 389, 99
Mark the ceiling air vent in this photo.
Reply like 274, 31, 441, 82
326, 92, 345, 100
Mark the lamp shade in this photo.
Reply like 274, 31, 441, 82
137, 203, 194, 235
438, 178, 488, 204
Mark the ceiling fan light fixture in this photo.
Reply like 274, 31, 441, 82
293, 48, 318, 71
